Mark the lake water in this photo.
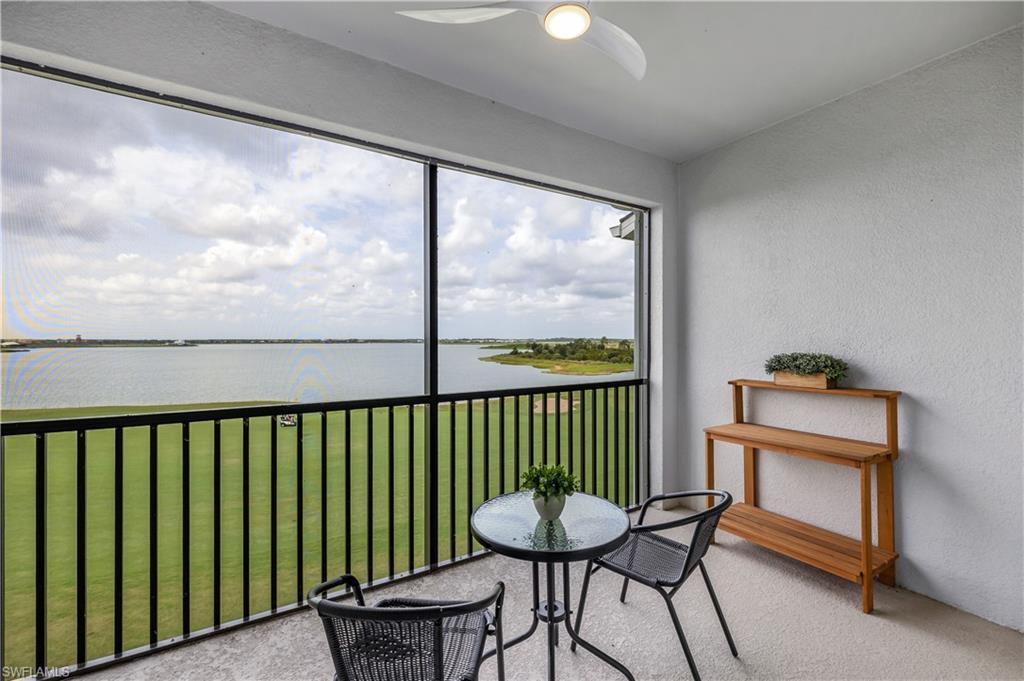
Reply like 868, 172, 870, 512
1, 344, 632, 409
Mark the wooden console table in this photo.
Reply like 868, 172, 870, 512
704, 379, 900, 613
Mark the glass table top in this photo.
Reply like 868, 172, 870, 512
471, 491, 630, 562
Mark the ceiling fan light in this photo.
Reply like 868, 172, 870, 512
543, 3, 591, 40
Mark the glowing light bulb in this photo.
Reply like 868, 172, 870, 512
544, 3, 591, 40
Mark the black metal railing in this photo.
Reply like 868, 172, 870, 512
0, 378, 645, 677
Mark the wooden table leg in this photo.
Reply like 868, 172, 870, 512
705, 436, 715, 508
860, 463, 874, 613
743, 447, 757, 506
706, 436, 716, 543
877, 460, 896, 587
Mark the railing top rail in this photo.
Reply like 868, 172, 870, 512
0, 377, 645, 436
437, 377, 644, 404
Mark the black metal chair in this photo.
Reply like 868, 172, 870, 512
308, 575, 506, 681
572, 490, 737, 681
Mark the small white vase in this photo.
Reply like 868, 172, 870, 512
534, 494, 566, 522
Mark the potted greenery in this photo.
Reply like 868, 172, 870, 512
521, 464, 580, 522
764, 352, 849, 389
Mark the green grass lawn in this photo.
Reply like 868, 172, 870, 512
480, 353, 633, 375
1, 389, 638, 670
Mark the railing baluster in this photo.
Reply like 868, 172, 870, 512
448, 401, 456, 563
182, 422, 191, 635
541, 392, 548, 465
388, 406, 395, 580
242, 418, 250, 620
407, 405, 415, 574
633, 385, 641, 504
514, 396, 521, 487
590, 389, 598, 494
114, 426, 124, 655
366, 409, 374, 584
269, 417, 277, 612
483, 398, 490, 501
528, 394, 535, 468
35, 432, 45, 672
344, 410, 351, 579
466, 399, 473, 556
213, 420, 222, 626
625, 388, 632, 507
567, 392, 574, 477
320, 411, 328, 584
499, 397, 506, 494
555, 391, 561, 467
78, 430, 88, 662
296, 414, 303, 605
0, 436, 5, 675
580, 390, 586, 493
603, 388, 609, 500
613, 388, 620, 505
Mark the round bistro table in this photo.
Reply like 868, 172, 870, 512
471, 491, 634, 681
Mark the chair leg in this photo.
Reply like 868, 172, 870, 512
619, 577, 630, 603
698, 561, 737, 657
661, 590, 701, 681
495, 600, 506, 681
569, 560, 593, 653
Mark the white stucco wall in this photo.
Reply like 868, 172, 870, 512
676, 27, 1023, 629
0, 1, 681, 495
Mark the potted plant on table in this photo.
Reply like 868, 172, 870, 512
521, 464, 579, 522
764, 352, 849, 389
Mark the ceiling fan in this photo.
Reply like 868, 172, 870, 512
396, 1, 646, 80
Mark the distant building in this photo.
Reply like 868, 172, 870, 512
75, 334, 83, 342
609, 213, 637, 241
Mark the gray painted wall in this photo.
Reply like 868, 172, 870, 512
676, 27, 1023, 629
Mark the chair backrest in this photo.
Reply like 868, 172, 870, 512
319, 611, 443, 681
680, 490, 732, 579
308, 576, 502, 681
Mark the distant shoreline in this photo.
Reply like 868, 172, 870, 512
1, 337, 629, 352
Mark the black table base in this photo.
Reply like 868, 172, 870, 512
483, 561, 634, 681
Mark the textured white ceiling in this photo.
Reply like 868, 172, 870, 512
215, 1, 1022, 161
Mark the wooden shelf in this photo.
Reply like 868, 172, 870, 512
707, 378, 900, 612
719, 504, 898, 584
704, 422, 891, 466
729, 379, 901, 399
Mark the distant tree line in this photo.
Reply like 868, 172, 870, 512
510, 338, 633, 363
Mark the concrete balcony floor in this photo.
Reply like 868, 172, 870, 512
94, 507, 1022, 680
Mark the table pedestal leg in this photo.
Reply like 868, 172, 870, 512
546, 563, 557, 679
562, 562, 635, 680
484, 561, 634, 680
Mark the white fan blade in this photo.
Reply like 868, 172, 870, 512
580, 15, 647, 80
396, 7, 518, 24
396, 1, 547, 23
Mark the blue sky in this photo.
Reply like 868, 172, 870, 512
2, 70, 635, 340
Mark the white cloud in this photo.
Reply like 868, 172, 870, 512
176, 225, 329, 282
440, 197, 499, 254
4, 72, 636, 340
440, 261, 476, 287
357, 239, 411, 275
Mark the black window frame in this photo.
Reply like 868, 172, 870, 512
1, 54, 653, 560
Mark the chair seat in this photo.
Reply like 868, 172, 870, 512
596, 531, 689, 587
347, 598, 489, 681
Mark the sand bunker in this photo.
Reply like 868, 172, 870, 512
533, 396, 580, 414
